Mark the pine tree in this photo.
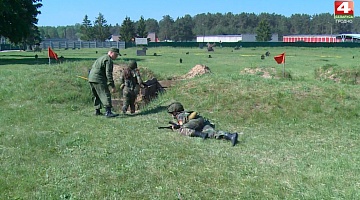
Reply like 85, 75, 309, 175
256, 19, 272, 41
0, 0, 42, 44
93, 13, 111, 41
80, 15, 94, 41
120, 17, 136, 42
137, 16, 147, 38
159, 15, 174, 41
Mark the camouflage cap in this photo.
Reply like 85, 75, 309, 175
110, 47, 120, 55
129, 60, 137, 69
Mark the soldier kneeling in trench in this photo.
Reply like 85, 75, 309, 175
119, 60, 145, 114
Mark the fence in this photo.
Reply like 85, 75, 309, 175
141, 41, 360, 48
0, 44, 22, 51
40, 41, 126, 50
3, 41, 360, 51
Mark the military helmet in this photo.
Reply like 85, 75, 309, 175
167, 102, 184, 113
129, 60, 137, 69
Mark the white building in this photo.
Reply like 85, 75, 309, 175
196, 34, 279, 42
196, 35, 242, 43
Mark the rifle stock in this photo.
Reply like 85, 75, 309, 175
158, 121, 179, 130
168, 121, 178, 125
158, 126, 172, 129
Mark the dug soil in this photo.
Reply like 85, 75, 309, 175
111, 64, 211, 113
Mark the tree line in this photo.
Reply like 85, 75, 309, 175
2, 0, 360, 48
39, 12, 359, 42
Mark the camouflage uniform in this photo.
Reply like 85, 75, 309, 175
119, 61, 143, 113
167, 102, 239, 146
174, 111, 230, 139
88, 48, 120, 117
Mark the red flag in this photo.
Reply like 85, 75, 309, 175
48, 47, 58, 60
274, 52, 285, 64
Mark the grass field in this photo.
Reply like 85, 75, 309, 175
1, 46, 360, 199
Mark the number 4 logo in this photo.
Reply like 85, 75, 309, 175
335, 0, 354, 15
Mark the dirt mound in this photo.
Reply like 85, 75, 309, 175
241, 67, 277, 79
111, 64, 211, 113
158, 80, 177, 88
315, 66, 360, 84
111, 64, 165, 113
316, 67, 340, 82
182, 64, 211, 79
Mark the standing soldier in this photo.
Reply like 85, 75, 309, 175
119, 60, 144, 114
166, 102, 240, 146
88, 48, 120, 118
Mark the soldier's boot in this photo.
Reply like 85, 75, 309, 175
224, 132, 238, 146
193, 131, 208, 140
122, 105, 128, 114
130, 104, 136, 114
105, 107, 119, 118
95, 109, 103, 116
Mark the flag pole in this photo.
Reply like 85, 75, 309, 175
48, 57, 50, 65
283, 62, 285, 78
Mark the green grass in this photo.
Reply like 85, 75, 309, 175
1, 47, 360, 199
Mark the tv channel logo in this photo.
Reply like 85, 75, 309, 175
334, 0, 354, 23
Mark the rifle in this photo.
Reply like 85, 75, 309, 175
158, 121, 180, 130
158, 126, 172, 130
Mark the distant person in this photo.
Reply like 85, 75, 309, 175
88, 47, 120, 117
165, 102, 240, 146
119, 60, 145, 114
207, 42, 215, 51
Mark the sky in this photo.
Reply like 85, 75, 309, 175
37, 0, 357, 26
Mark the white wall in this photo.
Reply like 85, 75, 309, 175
196, 35, 242, 42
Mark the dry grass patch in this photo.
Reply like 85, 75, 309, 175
315, 64, 360, 85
